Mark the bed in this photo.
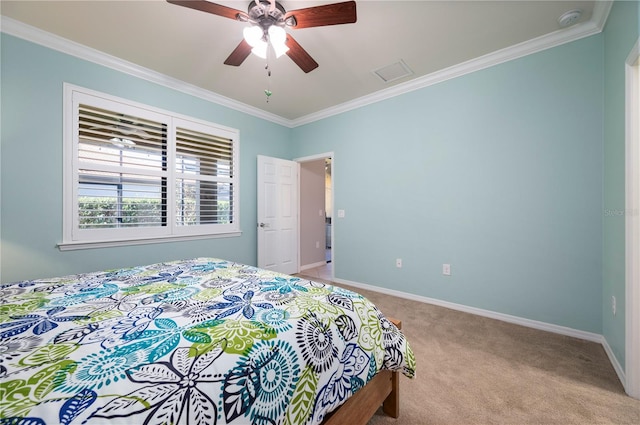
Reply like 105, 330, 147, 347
0, 258, 415, 425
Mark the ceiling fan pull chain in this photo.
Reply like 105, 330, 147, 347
264, 67, 272, 103
264, 51, 273, 103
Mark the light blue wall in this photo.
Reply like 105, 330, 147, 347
602, 0, 640, 370
292, 35, 604, 333
0, 34, 291, 283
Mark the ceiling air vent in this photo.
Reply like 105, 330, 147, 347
372, 60, 413, 84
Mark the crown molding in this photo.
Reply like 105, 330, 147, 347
0, 16, 291, 127
291, 0, 613, 127
2, 1, 613, 129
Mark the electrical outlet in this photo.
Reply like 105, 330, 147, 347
612, 296, 617, 316
396, 258, 402, 268
316, 241, 320, 249
442, 263, 451, 276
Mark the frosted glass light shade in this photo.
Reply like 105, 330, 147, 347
243, 24, 288, 60
251, 43, 268, 59
243, 26, 263, 47
268, 26, 289, 58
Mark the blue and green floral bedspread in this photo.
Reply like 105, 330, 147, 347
1, 258, 415, 424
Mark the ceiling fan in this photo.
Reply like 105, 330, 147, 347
167, 0, 357, 73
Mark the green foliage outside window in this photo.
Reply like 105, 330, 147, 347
79, 197, 230, 228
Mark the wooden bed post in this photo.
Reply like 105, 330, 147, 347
383, 318, 401, 418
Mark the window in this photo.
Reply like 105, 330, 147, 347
61, 85, 240, 249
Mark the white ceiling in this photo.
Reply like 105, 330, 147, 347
1, 1, 608, 125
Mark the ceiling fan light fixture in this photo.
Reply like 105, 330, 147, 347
268, 25, 285, 42
268, 25, 289, 58
243, 25, 264, 47
252, 43, 268, 59
272, 42, 289, 58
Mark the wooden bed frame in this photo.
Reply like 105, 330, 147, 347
322, 318, 402, 425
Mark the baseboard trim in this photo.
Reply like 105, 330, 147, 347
333, 277, 603, 343
601, 337, 627, 392
300, 261, 328, 272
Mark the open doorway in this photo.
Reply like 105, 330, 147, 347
296, 152, 334, 281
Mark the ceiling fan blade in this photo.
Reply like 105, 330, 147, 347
166, 0, 248, 21
285, 34, 319, 73
285, 1, 356, 29
224, 39, 252, 66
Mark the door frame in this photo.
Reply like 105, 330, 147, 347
625, 38, 640, 399
295, 152, 335, 280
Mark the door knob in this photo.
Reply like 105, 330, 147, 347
258, 222, 269, 228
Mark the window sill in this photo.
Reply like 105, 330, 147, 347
57, 232, 242, 251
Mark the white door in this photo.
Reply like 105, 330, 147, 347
257, 155, 299, 274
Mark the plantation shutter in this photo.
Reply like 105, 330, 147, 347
77, 104, 168, 229
175, 126, 234, 226
63, 85, 240, 248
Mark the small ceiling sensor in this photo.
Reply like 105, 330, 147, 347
558, 9, 582, 28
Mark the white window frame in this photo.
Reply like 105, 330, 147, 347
60, 84, 240, 250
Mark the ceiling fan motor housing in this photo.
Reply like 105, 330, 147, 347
247, 0, 289, 33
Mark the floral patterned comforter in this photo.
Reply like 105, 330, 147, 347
1, 258, 415, 425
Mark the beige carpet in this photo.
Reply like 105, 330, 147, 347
297, 274, 640, 425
